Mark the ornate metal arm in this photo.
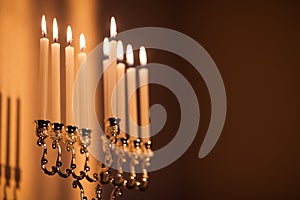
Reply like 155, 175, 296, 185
72, 128, 102, 200
35, 120, 56, 176
34, 118, 152, 200
72, 128, 95, 182
138, 140, 153, 191
73, 179, 88, 200
61, 125, 79, 176
109, 186, 123, 200
49, 123, 65, 176
56, 125, 78, 178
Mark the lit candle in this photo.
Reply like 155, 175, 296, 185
103, 37, 110, 120
126, 44, 138, 139
116, 41, 126, 138
78, 34, 87, 65
65, 25, 74, 125
39, 15, 49, 120
138, 46, 150, 141
78, 33, 87, 128
109, 16, 117, 60
51, 18, 61, 123
108, 16, 118, 118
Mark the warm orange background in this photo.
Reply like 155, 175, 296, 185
1, 0, 300, 199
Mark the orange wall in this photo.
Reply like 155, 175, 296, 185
0, 0, 101, 199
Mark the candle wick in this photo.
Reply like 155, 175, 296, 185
54, 37, 58, 43
42, 31, 46, 38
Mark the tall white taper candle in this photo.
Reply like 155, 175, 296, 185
51, 18, 61, 123
39, 15, 49, 119
126, 44, 138, 139
78, 33, 87, 128
116, 41, 126, 138
138, 46, 150, 141
103, 37, 110, 120
65, 26, 74, 125
108, 16, 118, 118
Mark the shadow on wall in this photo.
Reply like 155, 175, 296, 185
0, 94, 21, 200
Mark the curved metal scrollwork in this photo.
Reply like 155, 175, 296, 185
34, 118, 152, 200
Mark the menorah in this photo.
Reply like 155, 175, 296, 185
35, 15, 153, 199
34, 118, 153, 200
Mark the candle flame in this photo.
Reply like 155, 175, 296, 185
41, 15, 47, 37
53, 18, 58, 42
103, 37, 109, 56
80, 33, 86, 51
139, 46, 147, 65
126, 44, 134, 66
110, 16, 117, 38
67, 26, 72, 45
117, 40, 124, 60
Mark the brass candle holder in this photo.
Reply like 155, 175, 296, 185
34, 117, 153, 200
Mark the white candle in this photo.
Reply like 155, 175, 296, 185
138, 46, 150, 141
78, 33, 87, 128
108, 16, 118, 118
102, 37, 110, 120
126, 44, 138, 139
39, 15, 49, 119
116, 41, 126, 138
109, 17, 118, 60
65, 25, 74, 125
51, 18, 61, 123
78, 34, 87, 67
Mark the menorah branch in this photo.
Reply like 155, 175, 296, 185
34, 118, 153, 200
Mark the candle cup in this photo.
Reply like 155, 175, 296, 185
141, 140, 153, 154
50, 123, 64, 149
144, 140, 152, 150
138, 175, 150, 191
126, 174, 137, 189
133, 138, 142, 149
106, 117, 121, 143
65, 125, 78, 145
113, 172, 125, 186
35, 119, 51, 146
80, 128, 92, 147
121, 137, 129, 146
100, 170, 111, 185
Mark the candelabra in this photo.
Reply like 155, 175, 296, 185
34, 118, 153, 200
